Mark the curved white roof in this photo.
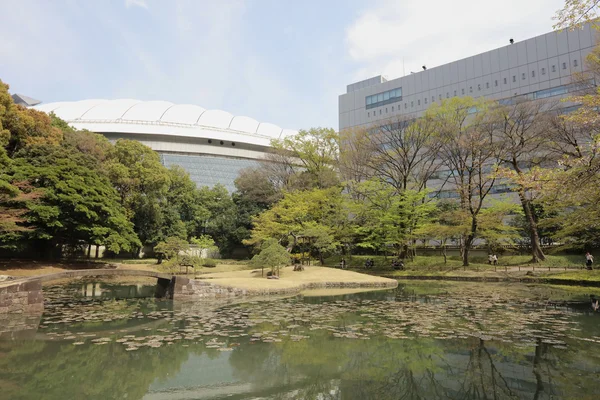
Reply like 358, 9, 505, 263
33, 99, 297, 147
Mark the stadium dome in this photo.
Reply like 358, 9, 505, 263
34, 99, 297, 191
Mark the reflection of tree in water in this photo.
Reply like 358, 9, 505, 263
0, 339, 199, 400
458, 339, 520, 400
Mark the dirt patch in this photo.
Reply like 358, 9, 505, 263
195, 266, 397, 292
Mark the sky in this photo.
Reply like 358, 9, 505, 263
0, 0, 566, 131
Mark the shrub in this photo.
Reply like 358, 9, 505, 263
202, 258, 217, 268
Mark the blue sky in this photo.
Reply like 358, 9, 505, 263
0, 0, 566, 130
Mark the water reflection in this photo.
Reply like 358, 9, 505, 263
0, 281, 599, 399
79, 281, 156, 299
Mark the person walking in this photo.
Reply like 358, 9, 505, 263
492, 254, 498, 266
488, 254, 494, 265
586, 252, 594, 270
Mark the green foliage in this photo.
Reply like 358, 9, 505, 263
201, 258, 217, 267
246, 187, 345, 263
347, 179, 436, 256
271, 128, 340, 189
250, 238, 291, 275
154, 236, 190, 260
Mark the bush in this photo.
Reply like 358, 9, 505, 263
202, 258, 217, 268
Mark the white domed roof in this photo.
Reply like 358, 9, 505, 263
33, 99, 297, 143
161, 104, 206, 124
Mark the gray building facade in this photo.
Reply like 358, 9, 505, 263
339, 24, 598, 131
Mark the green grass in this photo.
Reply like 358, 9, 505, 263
325, 254, 585, 271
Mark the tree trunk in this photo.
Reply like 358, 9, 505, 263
462, 217, 478, 267
87, 244, 92, 259
518, 192, 546, 262
95, 245, 100, 259
442, 240, 447, 264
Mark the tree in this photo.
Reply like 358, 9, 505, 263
362, 115, 441, 191
426, 97, 500, 266
347, 179, 436, 259
249, 238, 291, 276
553, 0, 600, 30
271, 128, 340, 189
8, 144, 140, 257
494, 100, 556, 262
154, 236, 190, 263
105, 139, 171, 248
245, 187, 344, 261
196, 184, 238, 256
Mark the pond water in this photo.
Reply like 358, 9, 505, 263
1, 280, 600, 400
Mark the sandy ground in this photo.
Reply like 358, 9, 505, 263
197, 266, 397, 290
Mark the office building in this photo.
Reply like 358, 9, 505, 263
339, 24, 597, 131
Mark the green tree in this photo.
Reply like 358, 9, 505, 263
105, 139, 171, 248
347, 179, 436, 259
271, 128, 340, 189
246, 187, 344, 262
250, 238, 291, 276
154, 236, 190, 263
8, 144, 139, 257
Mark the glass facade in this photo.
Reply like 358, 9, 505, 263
366, 88, 402, 109
160, 153, 259, 192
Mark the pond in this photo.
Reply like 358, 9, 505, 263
1, 280, 600, 399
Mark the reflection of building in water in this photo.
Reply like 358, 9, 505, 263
79, 282, 154, 299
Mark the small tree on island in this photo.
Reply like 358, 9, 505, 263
250, 238, 291, 277
154, 236, 190, 264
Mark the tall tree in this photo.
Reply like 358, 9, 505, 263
364, 116, 441, 191
494, 100, 556, 262
105, 139, 171, 248
427, 97, 500, 266
271, 128, 340, 189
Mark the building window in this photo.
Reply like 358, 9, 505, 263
574, 59, 578, 67
405, 103, 407, 109
486, 82, 489, 89
432, 96, 434, 102
411, 101, 414, 107
446, 92, 449, 98
454, 90, 457, 96
424, 98, 427, 104
562, 62, 567, 70
391, 106, 394, 111
477, 84, 481, 91
439, 94, 442, 100
469, 86, 473, 93
417, 100, 420, 106
462, 88, 465, 95
385, 107, 388, 113
379, 109, 382, 115
495, 80, 498, 87
552, 65, 556, 72
522, 73, 526, 80
512, 75, 516, 82
367, 112, 370, 117
504, 77, 507, 84
541, 67, 546, 75
365, 87, 403, 109
531, 70, 535, 78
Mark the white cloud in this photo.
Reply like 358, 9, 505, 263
125, 0, 148, 9
345, 0, 566, 81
